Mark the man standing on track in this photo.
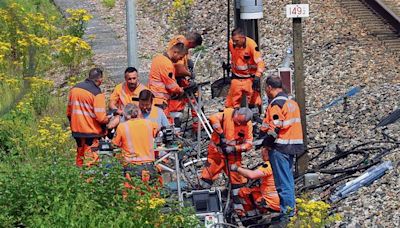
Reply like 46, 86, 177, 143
67, 68, 110, 167
260, 75, 304, 223
148, 43, 186, 123
225, 28, 265, 111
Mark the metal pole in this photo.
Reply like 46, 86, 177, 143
234, 0, 259, 44
227, 0, 231, 71
292, 0, 309, 174
175, 150, 183, 203
126, 0, 139, 68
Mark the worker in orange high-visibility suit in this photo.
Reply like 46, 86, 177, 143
230, 147, 280, 217
67, 68, 110, 167
109, 67, 148, 115
260, 75, 304, 223
138, 89, 170, 131
167, 33, 203, 131
112, 103, 161, 186
148, 42, 186, 123
200, 107, 253, 213
107, 67, 148, 129
225, 27, 265, 110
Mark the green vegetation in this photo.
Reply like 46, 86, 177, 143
168, 0, 194, 33
101, 0, 116, 9
0, 0, 199, 227
288, 198, 342, 228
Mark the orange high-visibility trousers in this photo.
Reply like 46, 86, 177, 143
74, 137, 99, 167
225, 78, 253, 108
201, 150, 247, 186
238, 187, 280, 215
249, 90, 262, 107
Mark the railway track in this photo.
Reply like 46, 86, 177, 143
339, 0, 400, 54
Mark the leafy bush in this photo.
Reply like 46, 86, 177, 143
0, 158, 199, 227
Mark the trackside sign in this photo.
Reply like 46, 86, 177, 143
286, 4, 310, 18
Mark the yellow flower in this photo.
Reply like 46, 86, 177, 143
149, 198, 166, 209
312, 216, 322, 224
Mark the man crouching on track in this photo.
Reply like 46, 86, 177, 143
200, 107, 253, 213
230, 147, 280, 217
112, 104, 161, 186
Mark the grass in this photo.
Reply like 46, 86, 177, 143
101, 0, 116, 9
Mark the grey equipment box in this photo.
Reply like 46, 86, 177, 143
182, 189, 225, 225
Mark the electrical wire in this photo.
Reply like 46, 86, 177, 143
297, 135, 400, 194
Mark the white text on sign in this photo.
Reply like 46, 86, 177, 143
286, 4, 310, 18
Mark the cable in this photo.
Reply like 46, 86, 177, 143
297, 138, 399, 194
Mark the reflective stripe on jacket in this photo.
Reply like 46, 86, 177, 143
112, 118, 157, 164
110, 82, 148, 109
229, 37, 265, 77
262, 92, 304, 155
67, 79, 108, 137
148, 54, 182, 104
209, 108, 253, 153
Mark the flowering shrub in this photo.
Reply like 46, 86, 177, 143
0, 157, 199, 227
28, 77, 54, 114
0, 76, 54, 155
168, 0, 194, 32
66, 8, 93, 38
0, 2, 92, 77
0, 74, 23, 114
31, 116, 70, 153
0, 3, 58, 75
288, 198, 342, 228
54, 35, 92, 75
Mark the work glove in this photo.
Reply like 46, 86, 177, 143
219, 133, 227, 144
262, 134, 276, 148
230, 164, 239, 171
252, 76, 261, 92
188, 59, 196, 79
222, 145, 236, 154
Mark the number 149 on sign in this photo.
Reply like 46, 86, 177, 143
286, 4, 309, 18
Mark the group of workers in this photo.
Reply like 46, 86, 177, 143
66, 27, 304, 224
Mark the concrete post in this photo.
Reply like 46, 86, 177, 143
126, 0, 139, 68
292, 0, 309, 175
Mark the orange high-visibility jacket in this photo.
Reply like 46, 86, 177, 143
167, 35, 189, 67
67, 79, 108, 137
261, 92, 304, 155
209, 108, 253, 153
112, 118, 158, 164
257, 161, 280, 211
148, 54, 183, 104
110, 82, 148, 109
229, 37, 265, 77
